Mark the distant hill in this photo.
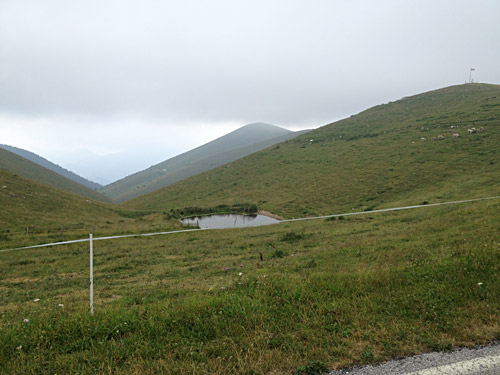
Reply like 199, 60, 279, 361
0, 144, 102, 190
100, 122, 309, 202
122, 83, 500, 218
0, 148, 111, 203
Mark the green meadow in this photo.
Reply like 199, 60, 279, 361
1, 198, 500, 374
1, 83, 500, 374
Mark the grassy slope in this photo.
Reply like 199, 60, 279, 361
0, 148, 111, 203
0, 144, 102, 190
123, 84, 500, 218
1, 83, 500, 374
0, 169, 182, 245
1, 198, 499, 374
100, 123, 302, 202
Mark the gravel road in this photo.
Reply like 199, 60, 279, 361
329, 343, 500, 375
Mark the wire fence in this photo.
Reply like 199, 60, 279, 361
2, 194, 500, 253
2, 194, 500, 316
0, 228, 205, 253
1, 222, 177, 239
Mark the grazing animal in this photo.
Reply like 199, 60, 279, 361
468, 128, 477, 134
479, 126, 486, 132
452, 133, 460, 138
437, 135, 445, 140
421, 137, 427, 142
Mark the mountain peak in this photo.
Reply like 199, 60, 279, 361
241, 122, 288, 129
99, 122, 305, 202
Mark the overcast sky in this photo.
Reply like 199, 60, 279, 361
1, 0, 499, 183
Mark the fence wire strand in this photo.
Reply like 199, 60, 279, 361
1, 195, 500, 254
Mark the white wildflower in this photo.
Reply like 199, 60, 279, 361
238, 272, 242, 276
33, 298, 40, 302
478, 282, 483, 286
23, 318, 29, 323
58, 304, 64, 307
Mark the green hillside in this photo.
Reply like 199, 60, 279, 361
0, 144, 102, 190
0, 148, 110, 203
0, 168, 113, 231
123, 84, 500, 217
0, 168, 181, 245
2, 83, 500, 374
101, 123, 307, 202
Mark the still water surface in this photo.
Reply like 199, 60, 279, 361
180, 214, 279, 229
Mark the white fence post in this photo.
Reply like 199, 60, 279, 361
90, 234, 94, 315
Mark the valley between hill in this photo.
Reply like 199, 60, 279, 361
1, 83, 500, 374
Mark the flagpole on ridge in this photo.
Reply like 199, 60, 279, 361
469, 67, 475, 83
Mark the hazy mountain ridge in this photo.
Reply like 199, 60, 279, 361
0, 144, 102, 190
0, 148, 111, 203
100, 122, 309, 202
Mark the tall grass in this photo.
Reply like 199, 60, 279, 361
2, 199, 500, 374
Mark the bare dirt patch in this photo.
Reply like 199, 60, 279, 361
3, 277, 40, 284
258, 210, 284, 220
56, 272, 82, 278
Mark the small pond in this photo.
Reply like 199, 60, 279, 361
180, 214, 280, 229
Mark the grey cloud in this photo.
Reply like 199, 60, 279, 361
1, 0, 500, 127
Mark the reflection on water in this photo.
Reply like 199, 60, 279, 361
180, 214, 279, 229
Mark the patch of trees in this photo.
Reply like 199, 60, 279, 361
168, 203, 258, 218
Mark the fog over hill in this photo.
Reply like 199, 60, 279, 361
100, 122, 309, 202
0, 147, 111, 203
1, 1, 499, 191
0, 144, 102, 190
